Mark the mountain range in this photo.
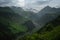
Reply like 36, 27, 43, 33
0, 6, 60, 40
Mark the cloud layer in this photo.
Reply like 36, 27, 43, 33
25, 0, 60, 11
0, 0, 25, 7
0, 0, 60, 11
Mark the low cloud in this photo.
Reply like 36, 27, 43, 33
0, 0, 25, 7
35, 0, 51, 5
25, 0, 60, 11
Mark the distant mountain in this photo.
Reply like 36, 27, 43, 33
36, 6, 60, 24
38, 6, 60, 15
10, 6, 38, 22
28, 6, 60, 31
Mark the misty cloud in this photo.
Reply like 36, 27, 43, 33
25, 0, 60, 11
35, 0, 51, 5
0, 0, 60, 11
0, 0, 12, 5
48, 0, 60, 8
0, 0, 25, 7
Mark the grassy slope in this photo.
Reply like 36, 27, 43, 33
0, 7, 28, 33
0, 7, 29, 40
19, 16, 60, 40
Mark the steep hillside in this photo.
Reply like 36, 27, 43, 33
19, 16, 60, 40
34, 6, 60, 25
38, 6, 60, 15
0, 7, 36, 40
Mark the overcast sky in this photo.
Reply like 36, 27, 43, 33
0, 0, 60, 11
0, 0, 25, 7
25, 0, 60, 11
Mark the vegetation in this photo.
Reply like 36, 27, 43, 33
19, 16, 60, 40
0, 7, 28, 40
0, 7, 60, 40
0, 7, 36, 40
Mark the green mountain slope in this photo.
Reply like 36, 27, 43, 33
0, 7, 28, 33
20, 16, 60, 40
0, 7, 29, 40
0, 7, 36, 40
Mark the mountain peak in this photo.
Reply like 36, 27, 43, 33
38, 6, 60, 16
42, 6, 52, 10
38, 6, 52, 13
44, 6, 51, 8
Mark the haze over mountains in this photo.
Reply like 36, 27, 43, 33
36, 6, 60, 24
0, 6, 60, 40
1, 6, 60, 32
